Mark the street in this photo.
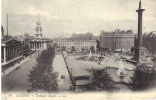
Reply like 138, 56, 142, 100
2, 55, 37, 92
2, 53, 72, 92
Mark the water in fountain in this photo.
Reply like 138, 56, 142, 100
117, 59, 127, 77
89, 50, 92, 59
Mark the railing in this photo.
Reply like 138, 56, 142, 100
2, 56, 23, 67
62, 52, 76, 91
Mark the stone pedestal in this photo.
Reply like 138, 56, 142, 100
135, 46, 147, 63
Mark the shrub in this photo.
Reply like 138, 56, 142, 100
90, 46, 95, 53
91, 68, 116, 91
130, 65, 156, 91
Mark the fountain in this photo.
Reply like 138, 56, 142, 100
117, 59, 127, 78
89, 50, 92, 60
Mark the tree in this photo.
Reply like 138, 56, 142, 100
53, 43, 58, 48
81, 48, 85, 52
28, 47, 58, 92
130, 65, 156, 91
71, 46, 75, 52
96, 40, 100, 51
61, 46, 66, 51
90, 46, 95, 53
91, 68, 116, 91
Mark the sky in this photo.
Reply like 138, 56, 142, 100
1, 0, 156, 38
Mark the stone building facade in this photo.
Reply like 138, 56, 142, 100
1, 38, 24, 71
99, 29, 134, 52
55, 38, 97, 52
142, 32, 156, 53
71, 32, 93, 40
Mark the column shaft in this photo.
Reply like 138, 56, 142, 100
4, 46, 6, 63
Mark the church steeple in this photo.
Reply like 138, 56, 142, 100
37, 13, 40, 22
35, 13, 42, 39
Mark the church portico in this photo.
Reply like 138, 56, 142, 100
29, 40, 47, 51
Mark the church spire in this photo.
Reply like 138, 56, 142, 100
7, 14, 9, 36
38, 12, 40, 22
35, 13, 42, 39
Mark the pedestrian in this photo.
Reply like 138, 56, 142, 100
61, 75, 63, 79
3, 71, 5, 76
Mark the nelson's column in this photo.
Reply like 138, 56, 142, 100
135, 0, 147, 63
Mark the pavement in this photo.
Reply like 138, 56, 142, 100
66, 54, 135, 84
66, 54, 135, 75
66, 56, 92, 77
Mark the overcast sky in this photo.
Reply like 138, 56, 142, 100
2, 0, 156, 38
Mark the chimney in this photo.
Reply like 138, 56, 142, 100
1, 26, 4, 38
7, 14, 9, 36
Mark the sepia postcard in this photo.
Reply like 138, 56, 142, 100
1, 0, 156, 100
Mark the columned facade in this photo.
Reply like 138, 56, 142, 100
29, 40, 47, 51
1, 39, 23, 71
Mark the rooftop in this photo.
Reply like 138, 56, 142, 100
101, 29, 134, 35
55, 38, 97, 42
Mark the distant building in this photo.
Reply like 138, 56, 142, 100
141, 31, 156, 53
71, 32, 93, 40
55, 32, 97, 52
99, 29, 134, 52
55, 38, 97, 52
